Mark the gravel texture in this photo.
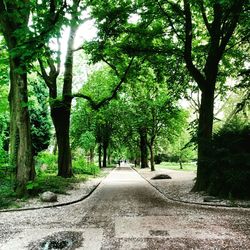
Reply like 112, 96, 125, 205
0, 165, 249, 250
135, 167, 250, 208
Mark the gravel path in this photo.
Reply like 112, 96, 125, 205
135, 167, 250, 208
0, 165, 249, 249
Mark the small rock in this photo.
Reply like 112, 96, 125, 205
203, 196, 221, 202
151, 174, 172, 180
40, 191, 57, 202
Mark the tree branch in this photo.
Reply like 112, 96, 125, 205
198, 0, 212, 34
219, 1, 244, 56
156, 0, 184, 43
38, 58, 51, 88
72, 57, 135, 109
101, 56, 120, 76
183, 0, 206, 91
56, 37, 62, 74
21, 0, 67, 47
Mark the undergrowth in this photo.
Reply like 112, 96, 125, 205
0, 152, 101, 209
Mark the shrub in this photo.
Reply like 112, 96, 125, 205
72, 157, 100, 176
207, 120, 250, 199
35, 151, 57, 174
0, 172, 16, 209
26, 174, 87, 196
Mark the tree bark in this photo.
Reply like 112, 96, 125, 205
149, 143, 155, 171
51, 101, 73, 177
0, 1, 34, 196
192, 86, 215, 191
89, 148, 94, 163
102, 142, 108, 168
139, 127, 148, 168
10, 58, 34, 195
53, 136, 57, 155
98, 143, 102, 168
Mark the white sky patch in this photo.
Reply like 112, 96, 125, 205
48, 19, 97, 72
128, 13, 141, 24
74, 19, 98, 48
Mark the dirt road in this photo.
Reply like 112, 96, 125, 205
0, 165, 249, 249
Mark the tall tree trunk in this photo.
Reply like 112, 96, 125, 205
149, 143, 155, 171
89, 148, 94, 163
102, 142, 108, 168
51, 101, 72, 177
192, 86, 215, 191
53, 136, 57, 155
0, 0, 34, 196
10, 58, 34, 196
139, 127, 148, 168
108, 153, 111, 165
52, 18, 77, 177
179, 159, 183, 170
98, 143, 102, 168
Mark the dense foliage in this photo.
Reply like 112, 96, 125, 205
29, 79, 52, 156
208, 120, 250, 199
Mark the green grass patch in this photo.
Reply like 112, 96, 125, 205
26, 173, 88, 196
0, 173, 89, 209
156, 161, 197, 171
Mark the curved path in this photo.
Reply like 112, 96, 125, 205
0, 165, 249, 249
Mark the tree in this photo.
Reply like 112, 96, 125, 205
0, 1, 34, 195
29, 79, 51, 156
0, 0, 67, 195
71, 101, 96, 163
86, 0, 249, 191
118, 62, 186, 170
38, 0, 83, 177
72, 67, 128, 168
181, 0, 247, 191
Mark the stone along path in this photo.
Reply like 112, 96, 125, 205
0, 165, 249, 249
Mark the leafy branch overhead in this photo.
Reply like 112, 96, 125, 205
72, 57, 135, 110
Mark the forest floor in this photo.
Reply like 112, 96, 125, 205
0, 164, 249, 249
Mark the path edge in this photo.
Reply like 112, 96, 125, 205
132, 166, 250, 210
0, 168, 115, 213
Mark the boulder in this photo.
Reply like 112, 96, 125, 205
40, 191, 58, 202
151, 174, 172, 180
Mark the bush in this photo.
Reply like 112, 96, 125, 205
207, 121, 250, 199
26, 174, 87, 196
72, 156, 100, 176
35, 151, 57, 174
0, 171, 16, 209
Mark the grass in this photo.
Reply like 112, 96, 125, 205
26, 173, 88, 196
0, 152, 105, 209
156, 161, 197, 172
0, 172, 97, 210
